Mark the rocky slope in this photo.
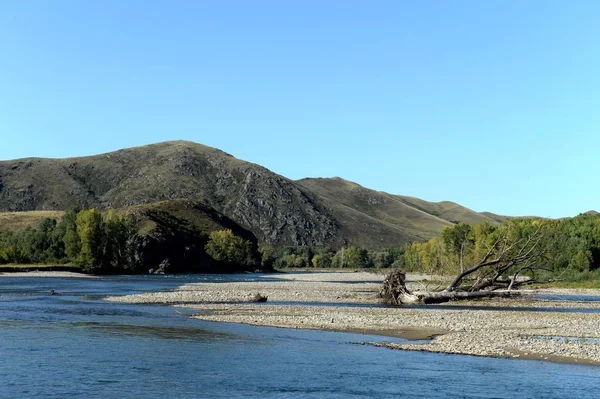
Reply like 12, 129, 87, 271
0, 140, 507, 248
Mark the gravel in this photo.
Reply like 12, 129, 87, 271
105, 271, 600, 365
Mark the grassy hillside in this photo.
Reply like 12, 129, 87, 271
0, 141, 342, 247
296, 177, 451, 241
0, 210, 65, 231
393, 195, 508, 225
0, 140, 516, 248
120, 199, 257, 244
296, 177, 509, 241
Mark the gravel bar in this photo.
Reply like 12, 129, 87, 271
105, 271, 600, 365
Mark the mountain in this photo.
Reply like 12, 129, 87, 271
0, 140, 509, 248
295, 177, 508, 242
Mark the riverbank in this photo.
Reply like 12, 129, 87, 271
0, 264, 84, 275
102, 271, 600, 365
0, 270, 94, 278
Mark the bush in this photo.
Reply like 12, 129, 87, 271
205, 229, 255, 266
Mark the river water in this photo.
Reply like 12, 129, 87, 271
0, 275, 599, 398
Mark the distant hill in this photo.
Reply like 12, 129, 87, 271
296, 177, 510, 242
0, 140, 515, 248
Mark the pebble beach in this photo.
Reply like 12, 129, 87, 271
104, 271, 600, 365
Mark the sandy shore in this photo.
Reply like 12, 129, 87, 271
105, 271, 600, 365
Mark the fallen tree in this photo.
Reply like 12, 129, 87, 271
380, 224, 553, 304
380, 270, 523, 304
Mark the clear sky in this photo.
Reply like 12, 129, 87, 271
1, 1, 598, 218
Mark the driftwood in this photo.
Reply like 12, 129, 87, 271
380, 270, 419, 305
380, 225, 552, 305
250, 293, 268, 303
412, 289, 520, 304
379, 270, 521, 305
445, 225, 547, 293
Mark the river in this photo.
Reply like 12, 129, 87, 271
0, 275, 598, 398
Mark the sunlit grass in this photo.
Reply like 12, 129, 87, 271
0, 211, 65, 231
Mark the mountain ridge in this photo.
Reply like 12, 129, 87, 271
0, 140, 517, 248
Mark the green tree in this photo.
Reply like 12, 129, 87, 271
205, 229, 255, 267
441, 223, 473, 272
103, 210, 132, 271
332, 247, 372, 268
60, 208, 81, 262
259, 244, 276, 269
76, 209, 105, 272
570, 250, 592, 272
369, 250, 394, 268
345, 247, 372, 268
0, 245, 28, 264
312, 252, 333, 268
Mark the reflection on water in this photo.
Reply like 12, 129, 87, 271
0, 275, 599, 398
0, 273, 268, 298
71, 321, 235, 342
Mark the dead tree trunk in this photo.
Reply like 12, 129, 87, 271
414, 289, 520, 304
380, 226, 550, 305
379, 270, 419, 305
379, 270, 521, 304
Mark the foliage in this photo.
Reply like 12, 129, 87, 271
5, 208, 600, 284
393, 215, 600, 284
264, 213, 600, 285
258, 244, 277, 269
267, 245, 403, 270
0, 206, 261, 274
76, 209, 105, 272
61, 208, 81, 260
103, 210, 133, 270
0, 209, 134, 274
334, 247, 372, 268
205, 229, 256, 267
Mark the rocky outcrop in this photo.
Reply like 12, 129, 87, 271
0, 141, 507, 248
0, 142, 343, 247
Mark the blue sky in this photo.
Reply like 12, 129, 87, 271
1, 1, 598, 218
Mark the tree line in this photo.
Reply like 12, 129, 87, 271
378, 214, 600, 304
0, 209, 135, 273
259, 245, 405, 269
263, 213, 600, 283
0, 209, 259, 274
4, 209, 600, 281
398, 213, 600, 282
